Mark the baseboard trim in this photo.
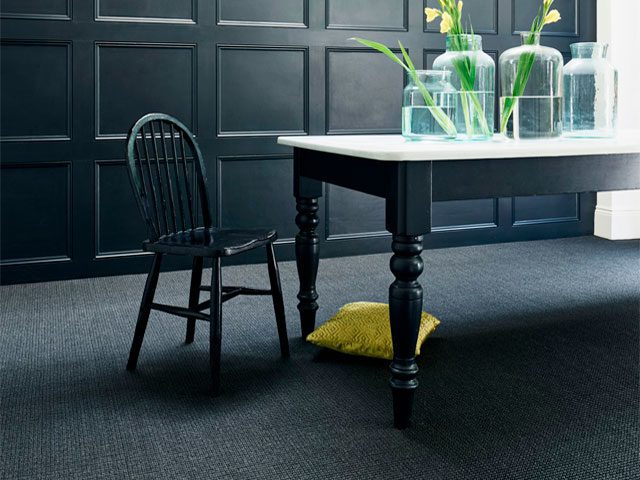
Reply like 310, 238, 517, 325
594, 207, 640, 240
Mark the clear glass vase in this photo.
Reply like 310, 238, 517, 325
499, 33, 563, 139
402, 70, 457, 141
563, 42, 618, 138
433, 34, 495, 141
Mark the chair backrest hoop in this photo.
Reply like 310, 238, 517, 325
125, 113, 212, 242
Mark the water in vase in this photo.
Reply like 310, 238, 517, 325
501, 96, 562, 139
455, 91, 495, 140
402, 105, 457, 140
563, 70, 617, 137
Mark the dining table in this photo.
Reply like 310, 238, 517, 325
277, 132, 640, 429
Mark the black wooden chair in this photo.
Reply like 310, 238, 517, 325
124, 113, 289, 394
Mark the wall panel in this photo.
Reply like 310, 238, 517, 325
0, 0, 70, 20
217, 0, 307, 28
95, 43, 196, 139
327, 0, 407, 31
326, 48, 403, 134
96, 0, 196, 24
513, 194, 579, 226
217, 46, 308, 137
326, 187, 387, 239
433, 200, 498, 231
0, 163, 71, 265
0, 40, 71, 141
94, 161, 149, 257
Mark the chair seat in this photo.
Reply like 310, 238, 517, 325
143, 227, 276, 257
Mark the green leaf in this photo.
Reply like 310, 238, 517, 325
500, 51, 536, 133
351, 37, 408, 71
532, 5, 543, 32
397, 41, 415, 72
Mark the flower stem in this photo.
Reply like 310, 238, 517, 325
450, 38, 492, 138
500, 1, 558, 134
500, 50, 536, 133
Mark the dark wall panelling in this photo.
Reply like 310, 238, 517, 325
326, 192, 499, 239
218, 156, 298, 244
95, 43, 196, 139
0, 0, 598, 284
424, 0, 498, 34
94, 161, 149, 258
0, 163, 71, 265
326, 48, 403, 134
325, 187, 387, 239
0, 0, 70, 20
95, 0, 196, 24
432, 199, 498, 231
512, 0, 579, 37
327, 0, 408, 31
0, 40, 71, 142
513, 194, 580, 226
217, 45, 308, 137
216, 0, 308, 28
423, 49, 445, 68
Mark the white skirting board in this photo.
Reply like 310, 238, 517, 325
594, 192, 640, 240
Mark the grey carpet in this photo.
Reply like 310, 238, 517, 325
1, 236, 638, 480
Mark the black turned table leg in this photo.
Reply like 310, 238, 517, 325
294, 149, 324, 337
292, 149, 432, 428
385, 161, 432, 429
295, 197, 320, 337
389, 235, 424, 429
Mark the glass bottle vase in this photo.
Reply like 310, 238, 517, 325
433, 34, 495, 141
402, 70, 457, 141
563, 42, 618, 138
499, 32, 563, 139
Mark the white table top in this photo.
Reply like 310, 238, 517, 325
278, 131, 640, 162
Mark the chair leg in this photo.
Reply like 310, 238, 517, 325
186, 256, 204, 344
266, 243, 290, 358
127, 253, 163, 371
210, 257, 223, 396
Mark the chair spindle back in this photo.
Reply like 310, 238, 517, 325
126, 113, 211, 242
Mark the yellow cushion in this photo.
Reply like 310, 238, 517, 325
306, 302, 440, 360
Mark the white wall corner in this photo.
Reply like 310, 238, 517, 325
594, 0, 640, 240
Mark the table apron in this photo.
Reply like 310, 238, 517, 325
294, 148, 391, 199
432, 153, 640, 201
295, 149, 640, 202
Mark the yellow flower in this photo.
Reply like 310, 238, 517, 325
440, 12, 453, 33
425, 7, 441, 23
544, 9, 561, 25
458, 1, 463, 13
